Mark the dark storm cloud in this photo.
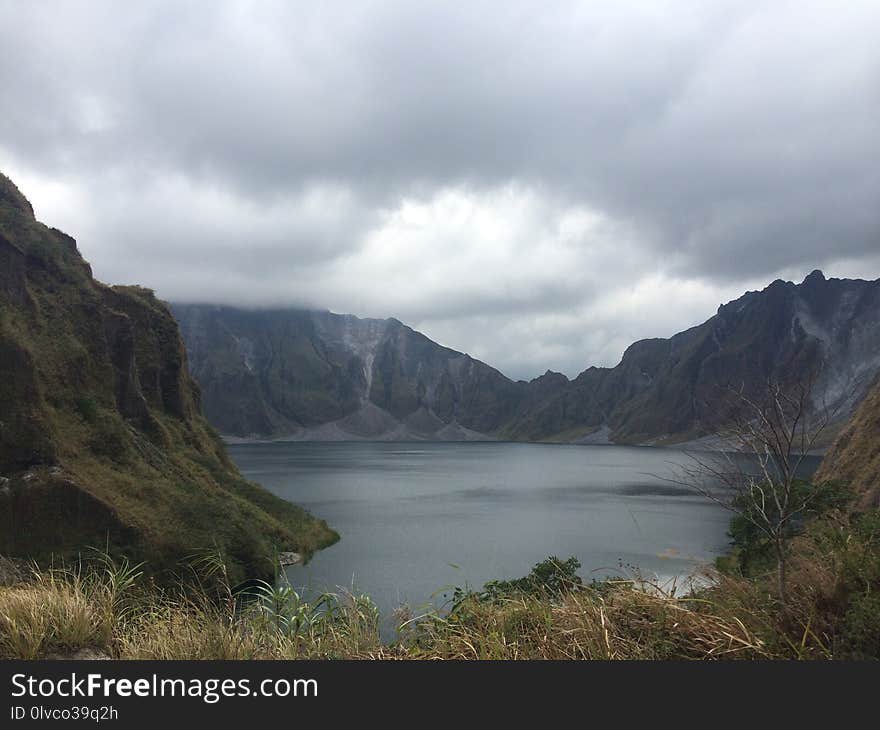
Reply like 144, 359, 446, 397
1, 0, 878, 378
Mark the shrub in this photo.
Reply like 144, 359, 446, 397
471, 556, 583, 603
842, 593, 880, 658
86, 410, 131, 461
75, 396, 98, 423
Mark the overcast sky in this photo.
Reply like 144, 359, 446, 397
2, 1, 879, 380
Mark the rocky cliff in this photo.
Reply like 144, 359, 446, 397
508, 270, 880, 445
172, 305, 521, 439
174, 269, 880, 444
0, 173, 337, 580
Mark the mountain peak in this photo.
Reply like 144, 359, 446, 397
0, 172, 35, 220
803, 269, 826, 285
533, 369, 568, 384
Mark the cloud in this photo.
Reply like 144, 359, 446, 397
1, 0, 878, 379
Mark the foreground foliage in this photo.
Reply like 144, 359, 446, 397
2, 506, 878, 661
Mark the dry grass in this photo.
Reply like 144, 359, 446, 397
0, 559, 783, 660
116, 589, 384, 660
395, 578, 779, 660
3, 513, 877, 662
0, 553, 386, 660
0, 571, 114, 659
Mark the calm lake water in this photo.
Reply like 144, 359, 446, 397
229, 441, 738, 633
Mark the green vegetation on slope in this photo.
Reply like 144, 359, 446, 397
0, 173, 337, 583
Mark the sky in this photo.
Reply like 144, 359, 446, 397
1, 1, 879, 380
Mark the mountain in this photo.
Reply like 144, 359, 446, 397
0, 173, 337, 581
815, 373, 880, 509
172, 306, 522, 440
174, 269, 880, 444
507, 270, 880, 445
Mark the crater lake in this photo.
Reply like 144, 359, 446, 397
227, 441, 753, 635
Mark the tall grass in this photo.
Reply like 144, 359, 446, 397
2, 509, 878, 660
0, 559, 123, 659
0, 555, 793, 660
0, 549, 384, 660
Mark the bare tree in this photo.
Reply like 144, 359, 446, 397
673, 369, 834, 607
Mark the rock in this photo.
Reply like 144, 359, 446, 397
174, 271, 880, 445
102, 308, 151, 425
172, 304, 524, 438
278, 551, 303, 567
0, 170, 337, 577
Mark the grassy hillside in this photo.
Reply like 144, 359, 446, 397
0, 173, 337, 582
815, 374, 880, 510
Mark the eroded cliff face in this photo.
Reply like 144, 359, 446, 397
816, 375, 880, 509
173, 304, 521, 439
510, 270, 880, 445
174, 269, 880, 445
0, 173, 336, 580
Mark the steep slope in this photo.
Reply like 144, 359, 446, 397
815, 374, 880, 509
175, 270, 880, 445
0, 173, 337, 581
173, 304, 523, 439
509, 271, 880, 444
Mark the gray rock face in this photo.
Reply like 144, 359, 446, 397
173, 271, 880, 444
173, 305, 521, 439
511, 271, 880, 445
277, 551, 302, 566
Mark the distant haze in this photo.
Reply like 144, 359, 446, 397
2, 1, 878, 380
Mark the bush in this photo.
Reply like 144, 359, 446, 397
86, 410, 131, 461
724, 480, 852, 577
75, 396, 98, 423
466, 556, 583, 604
842, 593, 880, 659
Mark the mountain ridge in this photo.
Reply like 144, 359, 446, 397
173, 267, 880, 445
0, 172, 337, 580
